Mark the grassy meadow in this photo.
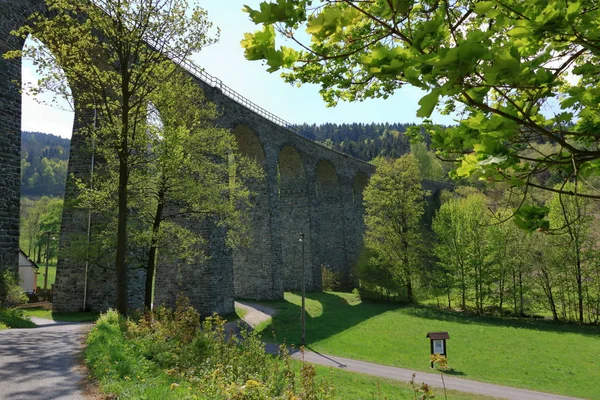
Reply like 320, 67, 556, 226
257, 292, 600, 399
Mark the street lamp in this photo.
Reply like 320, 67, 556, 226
299, 232, 306, 346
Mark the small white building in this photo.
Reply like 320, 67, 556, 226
18, 250, 39, 292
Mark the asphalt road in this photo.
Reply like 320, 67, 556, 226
0, 318, 88, 400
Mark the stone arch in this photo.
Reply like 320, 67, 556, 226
315, 159, 346, 277
352, 171, 369, 206
0, 1, 52, 272
0, 2, 145, 311
277, 145, 313, 290
231, 125, 279, 299
349, 170, 370, 263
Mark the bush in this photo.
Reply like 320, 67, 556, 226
0, 270, 28, 308
86, 297, 335, 399
321, 264, 355, 293
0, 308, 36, 329
356, 249, 409, 303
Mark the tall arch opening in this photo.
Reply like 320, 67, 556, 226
315, 160, 346, 277
277, 146, 313, 290
231, 125, 277, 299
2, 26, 75, 297
349, 170, 370, 264
353, 171, 369, 206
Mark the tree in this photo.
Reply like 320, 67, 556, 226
134, 73, 260, 310
547, 182, 596, 323
362, 154, 426, 302
410, 142, 447, 181
433, 188, 490, 312
8, 0, 217, 314
241, 1, 600, 208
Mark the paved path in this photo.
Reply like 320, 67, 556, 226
235, 300, 276, 328
237, 302, 584, 400
0, 318, 88, 400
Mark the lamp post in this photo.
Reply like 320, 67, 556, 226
299, 232, 306, 346
44, 231, 57, 292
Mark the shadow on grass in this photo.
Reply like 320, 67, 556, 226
261, 291, 396, 346
401, 305, 600, 337
22, 307, 99, 323
260, 292, 600, 348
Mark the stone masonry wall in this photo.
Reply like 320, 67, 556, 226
0, 0, 46, 274
1, 2, 450, 317
1, 0, 372, 315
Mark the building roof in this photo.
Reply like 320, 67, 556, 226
19, 249, 40, 269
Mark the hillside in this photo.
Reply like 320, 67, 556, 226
21, 131, 70, 197
297, 122, 414, 161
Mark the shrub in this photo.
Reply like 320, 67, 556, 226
0, 270, 28, 308
86, 298, 335, 399
321, 264, 355, 293
356, 249, 409, 303
321, 265, 341, 292
0, 308, 36, 329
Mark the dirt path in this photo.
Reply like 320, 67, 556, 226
0, 318, 88, 400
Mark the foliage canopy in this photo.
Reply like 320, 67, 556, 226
242, 0, 600, 202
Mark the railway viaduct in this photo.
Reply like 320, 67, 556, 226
0, 0, 450, 315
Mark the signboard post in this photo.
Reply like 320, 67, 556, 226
426, 332, 450, 368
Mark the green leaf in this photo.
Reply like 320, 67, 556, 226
473, 1, 495, 15
417, 90, 440, 118
507, 26, 530, 37
514, 205, 549, 232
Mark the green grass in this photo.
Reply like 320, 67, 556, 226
257, 292, 600, 399
0, 308, 36, 329
315, 364, 495, 400
235, 305, 248, 319
21, 307, 99, 322
37, 262, 56, 288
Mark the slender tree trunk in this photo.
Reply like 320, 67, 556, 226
498, 276, 504, 314
145, 185, 165, 310
576, 252, 584, 323
518, 270, 524, 316
115, 151, 129, 315
460, 263, 466, 310
540, 268, 559, 321
512, 269, 518, 315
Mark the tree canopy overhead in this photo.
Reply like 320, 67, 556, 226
242, 0, 600, 199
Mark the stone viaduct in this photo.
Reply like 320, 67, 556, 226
0, 0, 450, 315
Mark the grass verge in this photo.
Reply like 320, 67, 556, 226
257, 291, 600, 399
21, 307, 99, 322
315, 364, 495, 400
0, 308, 36, 329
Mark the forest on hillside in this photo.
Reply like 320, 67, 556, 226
297, 122, 415, 160
21, 131, 70, 197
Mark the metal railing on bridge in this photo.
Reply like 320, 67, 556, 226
171, 53, 344, 154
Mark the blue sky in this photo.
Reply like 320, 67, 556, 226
21, 0, 457, 139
